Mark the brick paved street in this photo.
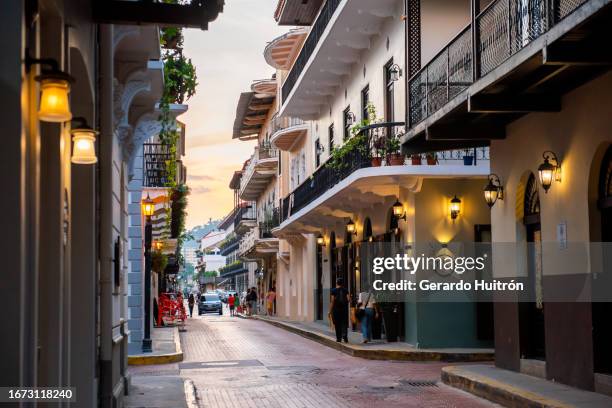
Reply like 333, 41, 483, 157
132, 308, 499, 408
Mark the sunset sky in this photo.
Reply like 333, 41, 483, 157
181, 0, 286, 228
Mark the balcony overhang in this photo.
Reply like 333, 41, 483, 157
251, 78, 277, 98
240, 238, 280, 261
233, 92, 275, 141
403, 0, 612, 151
264, 28, 309, 70
275, 0, 325, 26
275, 164, 489, 236
270, 122, 309, 151
235, 219, 256, 235
94, 0, 224, 30
239, 157, 278, 201
279, 0, 401, 119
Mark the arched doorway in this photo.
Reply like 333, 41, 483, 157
519, 173, 546, 361
593, 145, 612, 375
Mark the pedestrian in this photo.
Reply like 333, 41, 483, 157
228, 293, 235, 316
329, 277, 350, 343
266, 287, 276, 316
188, 293, 195, 318
357, 290, 377, 343
245, 288, 252, 315
250, 287, 258, 315
234, 292, 241, 315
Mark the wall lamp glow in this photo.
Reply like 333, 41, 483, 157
153, 241, 163, 251
538, 151, 562, 193
346, 219, 357, 235
316, 234, 326, 246
483, 174, 504, 208
449, 195, 461, 220
26, 51, 74, 123
70, 117, 98, 164
389, 63, 403, 82
141, 194, 155, 218
392, 199, 407, 221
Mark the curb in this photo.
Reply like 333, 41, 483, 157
253, 316, 494, 362
441, 366, 572, 408
183, 379, 199, 408
128, 326, 184, 366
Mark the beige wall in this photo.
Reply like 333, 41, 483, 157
490, 70, 612, 278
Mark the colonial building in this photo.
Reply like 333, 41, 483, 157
400, 0, 612, 397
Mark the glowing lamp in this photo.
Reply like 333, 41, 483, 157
538, 151, 561, 193
392, 199, 406, 221
316, 234, 325, 246
346, 219, 357, 235
71, 127, 98, 164
37, 74, 73, 123
483, 174, 504, 208
449, 195, 461, 220
141, 194, 155, 217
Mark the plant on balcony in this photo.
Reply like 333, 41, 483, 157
386, 135, 404, 166
160, 27, 183, 50
152, 250, 169, 274
371, 136, 386, 167
170, 184, 190, 239
411, 154, 422, 165
426, 152, 438, 165
462, 149, 474, 166
327, 132, 369, 171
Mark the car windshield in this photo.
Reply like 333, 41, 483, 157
202, 295, 219, 302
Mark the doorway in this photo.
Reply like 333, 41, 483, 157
519, 173, 546, 361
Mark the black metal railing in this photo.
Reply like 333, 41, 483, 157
280, 123, 405, 222
259, 207, 281, 238
219, 234, 239, 256
281, 0, 341, 103
409, 0, 589, 127
143, 143, 173, 187
233, 205, 256, 230
219, 261, 245, 276
271, 114, 305, 135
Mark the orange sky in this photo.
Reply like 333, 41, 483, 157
181, 0, 286, 228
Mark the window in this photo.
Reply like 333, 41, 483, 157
315, 138, 322, 168
385, 59, 395, 122
328, 124, 335, 153
343, 106, 351, 141
361, 85, 370, 121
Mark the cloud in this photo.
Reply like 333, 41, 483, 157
188, 174, 217, 182
190, 186, 212, 194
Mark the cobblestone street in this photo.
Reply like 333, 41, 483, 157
131, 309, 498, 407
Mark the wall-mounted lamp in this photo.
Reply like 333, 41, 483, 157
345, 111, 356, 126
483, 174, 504, 208
346, 219, 357, 235
153, 241, 163, 251
388, 63, 403, 82
449, 195, 461, 220
392, 199, 406, 221
141, 194, 155, 218
538, 151, 562, 193
316, 234, 326, 246
70, 117, 98, 164
26, 52, 74, 123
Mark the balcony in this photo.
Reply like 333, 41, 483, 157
279, 123, 490, 226
270, 114, 309, 151
143, 143, 173, 187
218, 234, 239, 256
280, 0, 401, 118
239, 145, 279, 201
239, 220, 280, 261
275, 0, 325, 26
234, 205, 257, 235
404, 0, 612, 147
218, 261, 247, 277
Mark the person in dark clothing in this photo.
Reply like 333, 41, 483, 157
329, 277, 350, 343
188, 293, 195, 317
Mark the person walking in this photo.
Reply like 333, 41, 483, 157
358, 290, 378, 343
250, 287, 258, 315
234, 292, 241, 315
329, 277, 350, 343
266, 287, 276, 316
245, 288, 252, 316
228, 293, 235, 316
187, 293, 195, 318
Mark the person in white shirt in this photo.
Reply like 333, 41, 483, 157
358, 291, 378, 343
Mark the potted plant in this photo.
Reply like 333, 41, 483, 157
385, 135, 404, 166
426, 152, 438, 165
411, 154, 422, 165
371, 136, 386, 167
463, 149, 474, 166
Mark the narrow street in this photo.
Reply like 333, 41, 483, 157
131, 307, 497, 407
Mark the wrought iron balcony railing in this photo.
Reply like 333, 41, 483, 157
234, 205, 257, 230
408, 0, 588, 127
143, 143, 173, 187
259, 208, 281, 239
281, 0, 341, 103
218, 261, 246, 277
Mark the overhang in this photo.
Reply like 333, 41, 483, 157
274, 0, 325, 26
232, 92, 275, 141
264, 28, 309, 70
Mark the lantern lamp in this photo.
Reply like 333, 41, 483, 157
483, 174, 504, 208
26, 53, 74, 123
449, 195, 461, 220
141, 194, 155, 218
346, 219, 357, 235
538, 151, 561, 193
389, 64, 403, 82
392, 199, 406, 221
70, 118, 98, 164
316, 234, 326, 246
153, 241, 163, 251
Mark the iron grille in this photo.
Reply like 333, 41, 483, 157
143, 143, 173, 187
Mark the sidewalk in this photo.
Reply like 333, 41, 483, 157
128, 326, 183, 365
246, 314, 494, 362
124, 376, 198, 408
442, 365, 612, 408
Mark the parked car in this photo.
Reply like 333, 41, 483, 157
198, 293, 223, 315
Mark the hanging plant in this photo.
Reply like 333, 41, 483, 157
151, 250, 169, 273
170, 184, 190, 239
